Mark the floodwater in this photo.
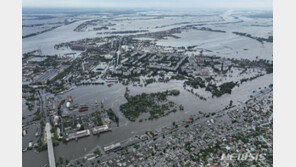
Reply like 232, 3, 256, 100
157, 29, 273, 61
22, 20, 98, 55
22, 73, 272, 167
22, 9, 273, 166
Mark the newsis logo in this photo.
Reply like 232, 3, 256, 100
220, 149, 265, 163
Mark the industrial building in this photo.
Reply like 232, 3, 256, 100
92, 125, 111, 135
104, 143, 121, 152
66, 129, 90, 141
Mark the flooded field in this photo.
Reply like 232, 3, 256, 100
157, 29, 272, 60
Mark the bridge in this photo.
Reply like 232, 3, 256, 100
46, 123, 56, 167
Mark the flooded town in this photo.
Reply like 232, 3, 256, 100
22, 6, 273, 167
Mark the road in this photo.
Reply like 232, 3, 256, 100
41, 90, 56, 167
46, 123, 56, 167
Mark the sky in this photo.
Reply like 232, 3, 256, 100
22, 0, 273, 10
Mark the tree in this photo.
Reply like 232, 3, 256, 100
229, 100, 233, 107
58, 157, 63, 165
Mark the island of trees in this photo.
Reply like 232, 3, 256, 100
120, 89, 181, 121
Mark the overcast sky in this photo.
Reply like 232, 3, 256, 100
23, 0, 273, 10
